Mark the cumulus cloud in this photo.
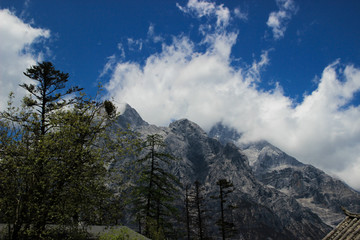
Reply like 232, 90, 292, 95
267, 0, 297, 40
105, 1, 360, 190
106, 46, 360, 190
286, 63, 360, 186
0, 9, 50, 109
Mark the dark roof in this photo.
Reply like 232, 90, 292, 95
322, 207, 360, 240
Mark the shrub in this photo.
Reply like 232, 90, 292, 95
99, 226, 148, 240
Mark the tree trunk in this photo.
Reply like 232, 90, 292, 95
145, 141, 155, 235
195, 181, 203, 240
220, 183, 225, 240
185, 186, 191, 240
11, 222, 21, 240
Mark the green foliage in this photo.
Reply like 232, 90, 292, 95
99, 226, 148, 240
24, 225, 91, 240
41, 99, 114, 225
0, 61, 185, 239
145, 217, 166, 240
0, 62, 120, 239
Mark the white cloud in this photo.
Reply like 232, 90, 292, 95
246, 50, 270, 83
177, 0, 215, 18
105, 1, 360, 190
147, 24, 164, 43
0, 9, 50, 109
177, 0, 231, 29
127, 38, 143, 51
117, 43, 126, 58
267, 0, 297, 40
234, 7, 248, 21
99, 55, 117, 78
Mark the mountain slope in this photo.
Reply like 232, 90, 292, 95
209, 123, 360, 227
112, 105, 332, 239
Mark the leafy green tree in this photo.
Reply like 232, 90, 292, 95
0, 97, 34, 239
212, 179, 236, 240
132, 134, 180, 239
0, 62, 117, 239
43, 97, 115, 224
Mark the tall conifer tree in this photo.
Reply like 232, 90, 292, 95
212, 179, 236, 240
133, 134, 180, 239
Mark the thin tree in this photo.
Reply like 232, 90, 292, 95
213, 179, 236, 240
133, 134, 180, 239
195, 180, 205, 240
185, 180, 208, 240
185, 185, 191, 240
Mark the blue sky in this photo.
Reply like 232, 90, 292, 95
2, 0, 360, 99
1, 0, 360, 190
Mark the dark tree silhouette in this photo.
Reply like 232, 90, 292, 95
186, 180, 208, 240
21, 61, 83, 135
213, 179, 236, 240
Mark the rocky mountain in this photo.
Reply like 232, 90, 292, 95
112, 105, 359, 239
209, 123, 360, 227
208, 122, 242, 145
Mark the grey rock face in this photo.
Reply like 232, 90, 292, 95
115, 108, 333, 239
208, 122, 242, 145
210, 123, 360, 227
116, 104, 149, 129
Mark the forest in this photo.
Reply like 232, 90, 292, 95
0, 62, 236, 240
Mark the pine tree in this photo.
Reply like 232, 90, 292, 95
185, 180, 209, 240
194, 180, 206, 240
212, 179, 237, 240
132, 134, 180, 239
20, 61, 83, 136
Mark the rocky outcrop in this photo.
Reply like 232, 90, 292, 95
210, 123, 360, 228
112, 106, 336, 239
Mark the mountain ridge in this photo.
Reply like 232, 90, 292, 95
112, 104, 360, 239
208, 122, 360, 227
